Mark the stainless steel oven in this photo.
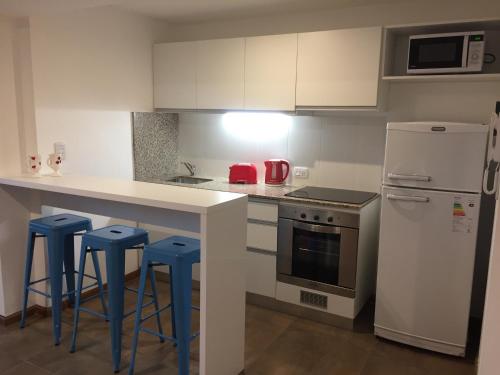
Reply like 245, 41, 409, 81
277, 202, 360, 298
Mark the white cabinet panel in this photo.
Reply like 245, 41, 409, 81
247, 222, 277, 252
196, 38, 245, 109
246, 250, 276, 297
247, 201, 278, 223
153, 42, 197, 109
244, 34, 297, 110
296, 27, 382, 107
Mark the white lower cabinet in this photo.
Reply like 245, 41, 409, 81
246, 250, 276, 298
247, 222, 277, 252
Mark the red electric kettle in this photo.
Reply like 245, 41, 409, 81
264, 159, 290, 185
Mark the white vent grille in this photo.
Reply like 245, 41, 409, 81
300, 290, 328, 309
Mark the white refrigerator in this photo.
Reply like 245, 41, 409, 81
375, 121, 488, 356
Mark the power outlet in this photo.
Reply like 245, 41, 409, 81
54, 142, 66, 160
294, 167, 309, 178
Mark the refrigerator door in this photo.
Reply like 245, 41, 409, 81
375, 186, 480, 356
383, 122, 487, 193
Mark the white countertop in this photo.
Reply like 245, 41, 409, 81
0, 174, 247, 214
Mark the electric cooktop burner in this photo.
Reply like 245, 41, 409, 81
285, 186, 377, 205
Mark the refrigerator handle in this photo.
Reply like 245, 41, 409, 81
387, 194, 430, 203
387, 173, 432, 182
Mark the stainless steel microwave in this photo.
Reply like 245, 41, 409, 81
407, 31, 485, 74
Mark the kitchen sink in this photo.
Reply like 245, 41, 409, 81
166, 176, 213, 184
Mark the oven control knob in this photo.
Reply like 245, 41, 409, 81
327, 216, 333, 223
314, 215, 320, 221
300, 213, 306, 219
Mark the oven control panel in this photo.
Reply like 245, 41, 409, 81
279, 202, 360, 228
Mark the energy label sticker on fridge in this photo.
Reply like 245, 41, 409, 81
452, 197, 474, 233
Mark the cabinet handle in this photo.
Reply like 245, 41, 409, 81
388, 173, 431, 182
387, 194, 430, 203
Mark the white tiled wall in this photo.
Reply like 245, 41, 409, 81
178, 113, 387, 192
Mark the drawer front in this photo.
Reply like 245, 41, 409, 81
246, 250, 276, 297
247, 222, 277, 252
248, 201, 278, 223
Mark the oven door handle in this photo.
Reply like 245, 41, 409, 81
293, 221, 341, 234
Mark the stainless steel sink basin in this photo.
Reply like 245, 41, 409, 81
166, 176, 213, 184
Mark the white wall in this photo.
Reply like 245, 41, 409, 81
0, 16, 30, 316
178, 113, 386, 192
0, 7, 171, 315
29, 6, 168, 178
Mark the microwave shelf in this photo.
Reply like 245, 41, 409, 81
382, 72, 500, 83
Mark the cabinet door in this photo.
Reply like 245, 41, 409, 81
196, 38, 245, 109
246, 250, 276, 297
153, 42, 197, 109
245, 34, 297, 110
296, 27, 382, 107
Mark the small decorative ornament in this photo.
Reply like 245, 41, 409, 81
27, 154, 42, 177
47, 153, 63, 176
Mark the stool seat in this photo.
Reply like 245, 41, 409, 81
83, 225, 148, 248
29, 213, 91, 234
147, 236, 200, 263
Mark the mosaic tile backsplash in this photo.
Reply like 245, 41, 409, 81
132, 112, 179, 182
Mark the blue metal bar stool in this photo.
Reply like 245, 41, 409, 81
20, 213, 106, 346
128, 236, 201, 375
70, 225, 164, 373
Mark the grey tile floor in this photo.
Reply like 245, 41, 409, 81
0, 279, 478, 375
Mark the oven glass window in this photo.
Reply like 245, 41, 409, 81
409, 36, 464, 69
291, 228, 340, 285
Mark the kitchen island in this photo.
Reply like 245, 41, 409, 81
0, 174, 247, 375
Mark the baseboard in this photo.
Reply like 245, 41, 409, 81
0, 269, 141, 326
246, 292, 354, 330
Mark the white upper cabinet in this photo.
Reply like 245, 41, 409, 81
244, 34, 298, 111
196, 38, 245, 110
153, 41, 197, 109
296, 27, 383, 107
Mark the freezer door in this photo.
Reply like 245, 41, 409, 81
375, 186, 480, 354
383, 122, 487, 192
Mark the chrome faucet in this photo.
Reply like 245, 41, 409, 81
182, 162, 196, 176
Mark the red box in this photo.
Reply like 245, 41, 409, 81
229, 163, 257, 184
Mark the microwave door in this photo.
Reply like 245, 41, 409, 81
408, 35, 466, 74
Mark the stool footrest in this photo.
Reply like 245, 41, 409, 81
125, 286, 153, 298
27, 286, 51, 298
124, 300, 155, 318
29, 276, 51, 285
140, 327, 176, 343
78, 306, 107, 320
141, 303, 173, 324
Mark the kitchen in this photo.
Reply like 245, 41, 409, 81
1, 1, 500, 375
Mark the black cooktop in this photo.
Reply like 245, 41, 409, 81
285, 186, 377, 205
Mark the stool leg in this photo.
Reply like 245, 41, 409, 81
63, 234, 76, 306
90, 251, 108, 317
148, 263, 165, 343
105, 246, 126, 373
171, 261, 193, 375
169, 265, 177, 341
20, 231, 36, 329
70, 244, 88, 353
47, 232, 65, 346
128, 256, 150, 375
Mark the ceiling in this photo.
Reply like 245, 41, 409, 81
0, 0, 415, 23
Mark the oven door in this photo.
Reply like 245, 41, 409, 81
277, 218, 358, 290
408, 34, 467, 73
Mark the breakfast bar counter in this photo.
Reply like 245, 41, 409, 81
0, 174, 248, 375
